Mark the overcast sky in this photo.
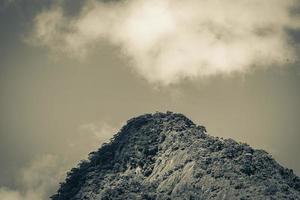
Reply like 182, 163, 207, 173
0, 0, 300, 199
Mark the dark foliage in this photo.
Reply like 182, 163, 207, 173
51, 112, 300, 200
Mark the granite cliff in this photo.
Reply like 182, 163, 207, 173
51, 112, 300, 200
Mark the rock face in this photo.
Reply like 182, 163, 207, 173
51, 112, 300, 200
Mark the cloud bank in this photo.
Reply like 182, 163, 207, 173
29, 0, 300, 85
0, 122, 117, 200
0, 155, 67, 200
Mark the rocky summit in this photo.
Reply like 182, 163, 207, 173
51, 112, 300, 200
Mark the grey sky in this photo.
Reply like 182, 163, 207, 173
0, 0, 300, 199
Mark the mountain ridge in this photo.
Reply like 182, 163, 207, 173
51, 112, 300, 200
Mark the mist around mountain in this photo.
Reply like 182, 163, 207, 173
51, 112, 300, 200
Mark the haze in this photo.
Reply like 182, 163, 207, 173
0, 0, 300, 199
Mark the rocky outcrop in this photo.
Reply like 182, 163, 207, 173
51, 112, 300, 200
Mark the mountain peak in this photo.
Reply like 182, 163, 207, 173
122, 111, 202, 135
52, 112, 300, 200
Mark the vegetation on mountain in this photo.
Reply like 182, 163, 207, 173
51, 112, 300, 200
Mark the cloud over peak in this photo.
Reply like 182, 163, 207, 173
29, 0, 300, 85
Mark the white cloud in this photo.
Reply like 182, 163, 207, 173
0, 155, 68, 200
29, 0, 300, 85
0, 188, 22, 200
0, 122, 118, 200
79, 122, 118, 140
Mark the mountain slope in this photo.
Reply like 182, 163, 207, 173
51, 112, 300, 200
